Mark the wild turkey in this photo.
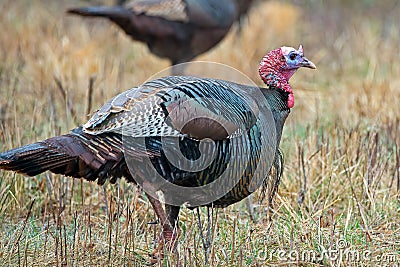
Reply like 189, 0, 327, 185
0, 46, 315, 261
67, 0, 254, 74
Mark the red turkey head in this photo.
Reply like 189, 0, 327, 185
258, 45, 316, 108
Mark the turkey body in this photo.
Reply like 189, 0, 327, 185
0, 45, 316, 261
67, 0, 254, 68
0, 76, 288, 208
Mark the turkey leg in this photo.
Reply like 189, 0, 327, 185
146, 193, 180, 262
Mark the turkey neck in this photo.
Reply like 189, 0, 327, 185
262, 85, 291, 112
259, 86, 290, 148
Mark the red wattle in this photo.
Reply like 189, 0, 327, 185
288, 93, 294, 108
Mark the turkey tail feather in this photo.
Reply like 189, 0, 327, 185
67, 6, 132, 20
0, 141, 76, 177
0, 128, 127, 185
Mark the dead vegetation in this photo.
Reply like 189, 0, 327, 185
0, 0, 399, 266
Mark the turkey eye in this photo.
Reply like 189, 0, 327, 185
289, 54, 297, 60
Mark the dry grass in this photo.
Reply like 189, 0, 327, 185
0, 0, 399, 266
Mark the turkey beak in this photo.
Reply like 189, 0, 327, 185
300, 56, 316, 69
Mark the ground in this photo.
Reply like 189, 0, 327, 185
0, 0, 399, 266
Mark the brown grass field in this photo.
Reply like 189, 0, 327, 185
0, 0, 399, 266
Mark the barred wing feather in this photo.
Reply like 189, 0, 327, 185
83, 77, 259, 140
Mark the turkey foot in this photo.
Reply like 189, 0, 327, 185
149, 226, 180, 264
